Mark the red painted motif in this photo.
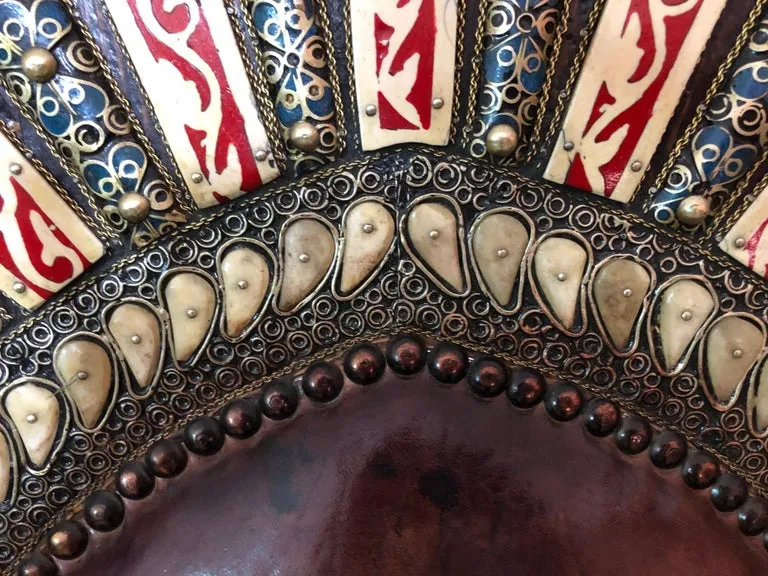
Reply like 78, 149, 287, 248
125, 0, 262, 200
746, 218, 768, 278
565, 0, 704, 198
0, 178, 91, 299
374, 0, 437, 131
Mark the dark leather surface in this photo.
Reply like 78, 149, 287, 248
67, 371, 768, 576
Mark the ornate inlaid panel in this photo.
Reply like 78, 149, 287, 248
2, 1, 768, 575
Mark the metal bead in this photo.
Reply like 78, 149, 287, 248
237, 280, 249, 290
365, 104, 378, 117
186, 308, 198, 319
190, 172, 203, 184
130, 335, 142, 345
497, 248, 508, 259
9, 163, 22, 175
255, 150, 268, 162
734, 237, 746, 249
77, 371, 89, 380
25, 414, 37, 424
428, 230, 440, 240
431, 97, 444, 109
556, 272, 567, 282
20, 47, 58, 82
117, 192, 151, 224
622, 288, 633, 298
563, 141, 574, 151
288, 120, 320, 153
298, 253, 310, 263
676, 195, 711, 226
681, 310, 692, 322
485, 124, 518, 158
362, 223, 375, 234
732, 349, 744, 359
630, 160, 643, 172
12, 281, 26, 294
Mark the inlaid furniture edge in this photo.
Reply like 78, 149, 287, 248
450, 0, 468, 144
315, 0, 348, 154
2, 150, 768, 570
642, 0, 768, 225
225, 0, 288, 175
61, 0, 196, 216
523, 0, 570, 164
460, 0, 492, 149
0, 79, 115, 242
462, 0, 569, 165
341, 0, 361, 151
16, 336, 768, 576
92, 0, 213, 208
534, 0, 607, 170
0, 115, 109, 246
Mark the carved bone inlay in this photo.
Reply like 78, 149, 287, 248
544, 0, 726, 202
0, 131, 104, 310
533, 236, 586, 329
751, 362, 768, 433
704, 316, 763, 407
471, 212, 529, 307
720, 183, 768, 278
350, 0, 457, 150
106, 303, 163, 393
5, 383, 60, 468
54, 339, 113, 430
0, 432, 10, 504
164, 272, 217, 363
593, 258, 651, 350
338, 201, 395, 296
406, 202, 465, 293
221, 247, 271, 338
657, 279, 715, 372
105, 0, 280, 208
277, 218, 335, 312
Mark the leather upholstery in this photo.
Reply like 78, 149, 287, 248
66, 371, 768, 576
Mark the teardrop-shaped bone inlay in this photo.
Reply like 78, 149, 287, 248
0, 432, 11, 503
55, 339, 113, 430
658, 279, 715, 371
593, 259, 651, 350
5, 383, 60, 468
221, 247, 271, 337
472, 213, 528, 306
533, 237, 587, 329
407, 202, 465, 293
278, 218, 336, 312
339, 202, 395, 295
107, 303, 162, 392
164, 273, 217, 363
705, 316, 763, 405
753, 364, 768, 432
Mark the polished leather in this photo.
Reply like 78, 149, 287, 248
66, 371, 768, 576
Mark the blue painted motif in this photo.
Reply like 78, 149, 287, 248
469, 0, 560, 161
0, 0, 187, 246
649, 17, 768, 231
249, 0, 337, 175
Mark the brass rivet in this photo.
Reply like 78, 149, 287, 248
428, 230, 440, 240
362, 223, 374, 234
117, 192, 151, 224
255, 150, 268, 162
20, 47, 58, 82
622, 288, 633, 298
557, 272, 567, 282
676, 195, 711, 227
186, 308, 198, 319
680, 310, 692, 322
497, 248, 508, 259
485, 124, 518, 158
77, 371, 89, 380
734, 237, 746, 249
732, 349, 744, 359
190, 172, 203, 184
130, 334, 142, 345
12, 281, 26, 294
9, 163, 22, 175
630, 160, 643, 172
298, 253, 310, 263
237, 280, 249, 290
289, 120, 321, 153
365, 104, 377, 117
563, 141, 574, 151
431, 97, 444, 109
25, 414, 37, 424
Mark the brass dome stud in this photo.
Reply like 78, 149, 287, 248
676, 194, 711, 226
288, 120, 321, 153
117, 192, 151, 224
485, 124, 518, 158
21, 47, 58, 83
